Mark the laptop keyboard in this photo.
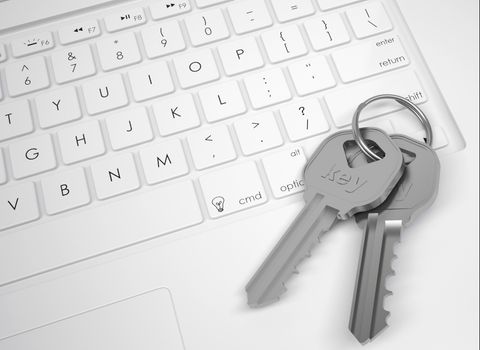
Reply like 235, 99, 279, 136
0, 0, 459, 277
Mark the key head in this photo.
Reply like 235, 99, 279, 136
355, 134, 440, 226
304, 128, 404, 220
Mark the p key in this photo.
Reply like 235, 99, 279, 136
348, 134, 440, 344
245, 128, 404, 307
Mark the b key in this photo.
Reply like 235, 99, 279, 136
348, 134, 441, 343
245, 128, 405, 307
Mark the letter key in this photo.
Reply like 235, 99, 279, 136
348, 134, 440, 343
246, 128, 405, 307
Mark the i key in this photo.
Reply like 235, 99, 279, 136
348, 134, 440, 344
246, 128, 405, 307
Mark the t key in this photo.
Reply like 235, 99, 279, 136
348, 134, 440, 344
246, 128, 404, 307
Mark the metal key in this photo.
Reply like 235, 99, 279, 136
348, 134, 440, 344
246, 128, 405, 307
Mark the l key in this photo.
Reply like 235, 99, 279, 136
348, 134, 441, 343
245, 128, 405, 307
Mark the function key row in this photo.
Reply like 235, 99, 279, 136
1, 1, 391, 60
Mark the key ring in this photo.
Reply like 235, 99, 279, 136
352, 94, 433, 161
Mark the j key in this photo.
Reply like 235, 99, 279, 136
348, 134, 440, 344
245, 128, 405, 307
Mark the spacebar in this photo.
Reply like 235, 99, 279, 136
0, 181, 203, 286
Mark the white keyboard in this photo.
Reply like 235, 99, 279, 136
0, 0, 464, 285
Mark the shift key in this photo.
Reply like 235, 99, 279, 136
199, 162, 267, 218
332, 36, 409, 83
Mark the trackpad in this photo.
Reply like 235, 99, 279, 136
0, 288, 184, 350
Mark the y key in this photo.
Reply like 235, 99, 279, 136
246, 128, 404, 307
348, 134, 440, 343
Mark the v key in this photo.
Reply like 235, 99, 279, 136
0, 183, 39, 231
8, 198, 19, 210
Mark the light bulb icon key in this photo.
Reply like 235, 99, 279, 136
211, 196, 225, 212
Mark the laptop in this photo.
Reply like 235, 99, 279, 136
0, 0, 472, 348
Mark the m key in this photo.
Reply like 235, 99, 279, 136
348, 134, 440, 343
246, 128, 405, 307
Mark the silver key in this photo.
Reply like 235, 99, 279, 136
246, 128, 405, 307
348, 134, 440, 344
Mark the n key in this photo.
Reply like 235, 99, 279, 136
348, 134, 440, 343
246, 128, 405, 307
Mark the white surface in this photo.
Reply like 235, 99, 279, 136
0, 0, 477, 349
0, 288, 185, 350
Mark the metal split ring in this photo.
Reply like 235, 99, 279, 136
352, 94, 433, 161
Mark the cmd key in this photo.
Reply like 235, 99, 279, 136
246, 128, 405, 307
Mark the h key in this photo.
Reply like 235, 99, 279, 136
245, 128, 405, 307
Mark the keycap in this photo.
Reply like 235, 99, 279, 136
348, 134, 440, 344
196, 0, 230, 7
51, 44, 96, 84
227, 0, 273, 34
57, 120, 106, 164
347, 2, 392, 39
9, 134, 57, 179
288, 55, 336, 96
41, 168, 91, 215
96, 32, 141, 71
104, 7, 146, 32
35, 86, 82, 128
0, 149, 7, 184
139, 139, 189, 185
304, 13, 350, 51
91, 153, 140, 200
173, 49, 220, 88
244, 68, 292, 109
325, 70, 426, 127
412, 125, 448, 150
0, 100, 34, 141
185, 9, 229, 46
199, 161, 266, 218
150, 0, 191, 20
58, 20, 101, 44
280, 98, 330, 141
316, 0, 363, 10
187, 125, 237, 170
261, 25, 308, 63
0, 43, 7, 62
141, 21, 186, 58
0, 182, 40, 231
82, 74, 129, 115
199, 80, 246, 122
128, 61, 175, 102
245, 128, 405, 307
218, 36, 264, 76
152, 93, 200, 136
105, 107, 153, 150
270, 0, 315, 22
5, 56, 50, 96
332, 36, 409, 83
11, 31, 54, 57
234, 111, 283, 155
262, 147, 307, 198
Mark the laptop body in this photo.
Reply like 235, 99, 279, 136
0, 0, 477, 348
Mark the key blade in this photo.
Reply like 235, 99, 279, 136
245, 194, 337, 308
349, 214, 402, 344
